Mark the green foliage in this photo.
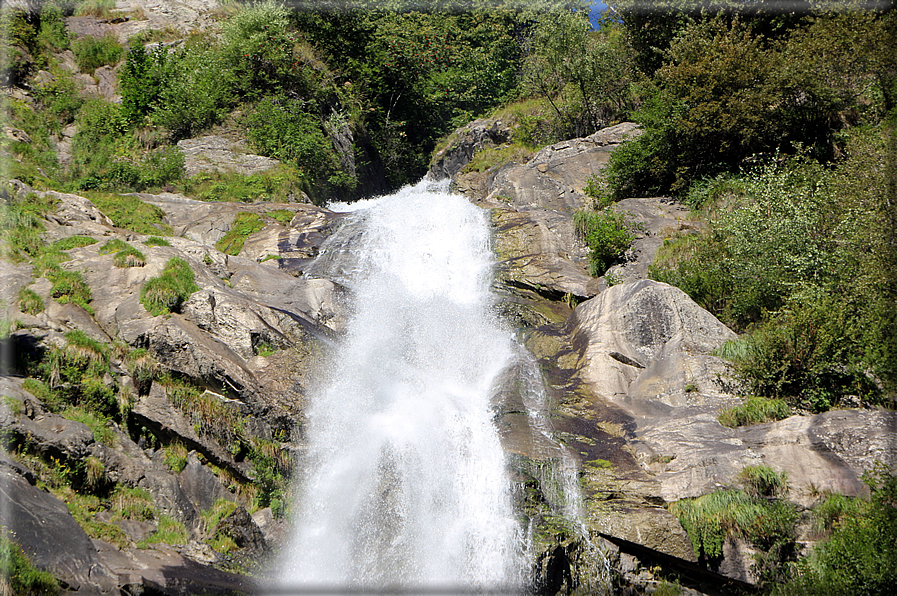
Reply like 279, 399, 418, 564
112, 245, 146, 268
99, 238, 128, 254
47, 268, 93, 313
31, 68, 84, 134
110, 485, 156, 521
0, 191, 57, 262
738, 465, 789, 499
249, 438, 290, 516
163, 441, 189, 473
215, 212, 265, 255
52, 235, 97, 251
86, 192, 172, 235
140, 257, 199, 316
523, 12, 639, 138
201, 498, 238, 536
71, 33, 124, 72
64, 490, 130, 549
126, 348, 157, 396
718, 396, 790, 428
17, 288, 45, 315
776, 467, 897, 595
137, 515, 189, 548
119, 43, 168, 126
143, 236, 171, 247
63, 407, 115, 446
179, 165, 307, 203
266, 209, 294, 225
573, 208, 634, 276
670, 488, 797, 561
0, 533, 60, 595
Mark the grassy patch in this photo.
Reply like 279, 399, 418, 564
179, 165, 307, 203
163, 441, 189, 473
215, 212, 265, 256
137, 514, 189, 548
140, 257, 199, 316
255, 342, 276, 357
0, 533, 60, 594
18, 288, 45, 315
266, 209, 294, 225
72, 33, 124, 72
143, 236, 171, 247
47, 268, 93, 313
85, 192, 172, 235
52, 235, 97, 251
63, 490, 130, 549
670, 488, 797, 561
98, 238, 128, 254
113, 245, 146, 268
718, 396, 791, 428
738, 465, 788, 499
201, 498, 238, 537
110, 485, 156, 522
62, 407, 115, 446
460, 143, 534, 174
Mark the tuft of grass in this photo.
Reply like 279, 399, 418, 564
52, 235, 96, 251
143, 236, 171, 247
85, 192, 172, 235
718, 396, 790, 428
63, 407, 115, 446
670, 489, 797, 560
201, 498, 238, 537
163, 441, 189, 473
75, 0, 116, 18
137, 514, 189, 548
215, 212, 265, 256
0, 533, 60, 594
98, 238, 128, 254
255, 342, 276, 357
110, 485, 156, 522
266, 209, 294, 225
63, 490, 130, 549
18, 287, 45, 315
738, 465, 788, 499
113, 245, 146, 268
47, 268, 93, 313
460, 143, 534, 174
72, 33, 124, 72
22, 377, 64, 412
140, 257, 199, 316
179, 165, 307, 203
83, 455, 105, 489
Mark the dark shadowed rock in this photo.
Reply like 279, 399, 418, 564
0, 467, 119, 592
428, 118, 512, 180
178, 451, 236, 513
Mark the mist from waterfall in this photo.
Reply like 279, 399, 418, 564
279, 180, 528, 591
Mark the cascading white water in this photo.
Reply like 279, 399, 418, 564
279, 180, 527, 591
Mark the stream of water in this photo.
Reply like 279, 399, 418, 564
279, 180, 529, 592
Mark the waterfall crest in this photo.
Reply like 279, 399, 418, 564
280, 180, 527, 590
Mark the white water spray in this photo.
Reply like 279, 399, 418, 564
279, 180, 527, 591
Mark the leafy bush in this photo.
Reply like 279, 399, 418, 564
215, 212, 265, 256
718, 396, 790, 428
140, 258, 199, 316
573, 208, 634, 276
776, 467, 897, 595
31, 68, 83, 133
71, 33, 123, 72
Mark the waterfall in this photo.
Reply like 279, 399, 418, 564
279, 180, 528, 591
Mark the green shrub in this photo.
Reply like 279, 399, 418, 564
86, 192, 172, 235
31, 68, 83, 133
18, 288, 45, 315
140, 257, 199, 316
71, 33, 123, 72
776, 468, 897, 595
22, 378, 64, 412
215, 212, 265, 256
718, 396, 790, 428
573, 208, 634, 276
0, 533, 60, 594
143, 236, 171, 247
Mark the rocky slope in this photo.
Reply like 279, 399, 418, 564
2, 2, 895, 595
